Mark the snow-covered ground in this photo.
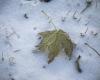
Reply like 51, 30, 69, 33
0, 0, 100, 80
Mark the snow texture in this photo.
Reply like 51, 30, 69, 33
0, 0, 100, 80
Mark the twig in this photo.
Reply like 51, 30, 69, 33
85, 27, 88, 34
85, 43, 100, 56
2, 52, 4, 61
81, 0, 92, 13
40, 0, 51, 2
75, 55, 82, 73
41, 10, 57, 30
80, 27, 88, 37
77, 17, 81, 22
73, 11, 77, 19
61, 10, 71, 22
66, 10, 71, 16
13, 49, 21, 53
91, 31, 98, 36
24, 13, 29, 19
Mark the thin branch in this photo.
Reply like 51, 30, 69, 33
81, 0, 92, 13
41, 10, 57, 30
61, 10, 71, 22
77, 17, 81, 22
85, 27, 88, 34
24, 13, 29, 19
85, 43, 100, 56
13, 49, 21, 53
73, 11, 77, 19
2, 52, 4, 61
80, 27, 88, 37
75, 55, 82, 73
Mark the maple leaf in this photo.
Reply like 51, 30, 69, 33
36, 29, 75, 64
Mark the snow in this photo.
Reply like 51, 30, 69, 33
0, 0, 100, 80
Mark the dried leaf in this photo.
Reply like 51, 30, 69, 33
37, 29, 75, 63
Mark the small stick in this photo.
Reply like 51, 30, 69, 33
24, 13, 29, 19
77, 17, 81, 22
2, 52, 4, 61
66, 10, 71, 15
41, 10, 57, 30
42, 65, 46, 68
80, 27, 88, 37
73, 11, 77, 19
40, 0, 51, 2
81, 0, 92, 13
85, 27, 88, 34
13, 49, 21, 53
91, 31, 98, 36
9, 57, 15, 65
85, 43, 100, 56
61, 10, 71, 22
75, 55, 82, 73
